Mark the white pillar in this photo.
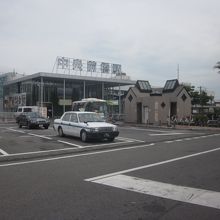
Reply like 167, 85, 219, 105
63, 79, 65, 113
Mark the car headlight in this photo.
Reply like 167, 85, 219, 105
113, 126, 118, 131
90, 128, 99, 132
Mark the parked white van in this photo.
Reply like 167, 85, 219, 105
15, 106, 39, 123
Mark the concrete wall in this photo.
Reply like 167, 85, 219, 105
125, 86, 192, 124
176, 89, 192, 120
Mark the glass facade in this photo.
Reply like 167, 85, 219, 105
4, 76, 114, 117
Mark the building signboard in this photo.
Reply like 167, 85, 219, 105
4, 93, 26, 108
54, 56, 122, 77
58, 99, 72, 106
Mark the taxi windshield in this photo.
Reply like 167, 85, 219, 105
78, 113, 104, 123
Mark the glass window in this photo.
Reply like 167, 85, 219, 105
70, 113, 78, 123
164, 80, 178, 91
62, 113, 71, 121
78, 113, 104, 122
23, 108, 32, 112
137, 81, 151, 91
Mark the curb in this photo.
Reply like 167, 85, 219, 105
0, 139, 147, 164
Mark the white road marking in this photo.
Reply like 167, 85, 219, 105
213, 134, 220, 136
57, 140, 83, 148
56, 136, 138, 149
117, 136, 145, 142
7, 128, 25, 133
164, 134, 220, 144
164, 141, 174, 143
27, 133, 52, 140
85, 147, 220, 182
44, 134, 57, 137
0, 143, 155, 167
91, 174, 220, 210
175, 139, 183, 142
80, 140, 133, 149
0, 148, 9, 156
0, 147, 83, 157
149, 133, 185, 136
19, 135, 34, 138
121, 127, 172, 133
183, 138, 193, 141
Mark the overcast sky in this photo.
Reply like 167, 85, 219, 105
1, 0, 220, 99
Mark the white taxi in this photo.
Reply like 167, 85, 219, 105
53, 111, 119, 142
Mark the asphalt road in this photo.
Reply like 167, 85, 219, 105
0, 123, 220, 220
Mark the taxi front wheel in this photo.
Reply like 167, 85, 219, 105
58, 127, 64, 137
81, 130, 87, 142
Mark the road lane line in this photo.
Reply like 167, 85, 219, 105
80, 140, 133, 149
164, 141, 174, 143
27, 133, 52, 140
0, 148, 9, 156
91, 174, 220, 210
85, 147, 220, 182
19, 135, 35, 138
0, 143, 155, 167
149, 133, 185, 136
57, 140, 83, 148
121, 127, 172, 133
0, 147, 83, 157
117, 137, 145, 142
7, 128, 25, 133
163, 134, 220, 144
183, 138, 193, 141
56, 137, 136, 149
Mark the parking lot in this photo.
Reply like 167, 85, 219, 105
0, 122, 220, 219
0, 123, 145, 159
0, 122, 217, 160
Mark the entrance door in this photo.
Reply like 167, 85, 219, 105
137, 102, 142, 124
143, 106, 149, 124
170, 102, 177, 117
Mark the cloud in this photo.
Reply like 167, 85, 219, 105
0, 0, 220, 98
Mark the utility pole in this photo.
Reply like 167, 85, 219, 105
40, 77, 43, 108
198, 86, 204, 115
198, 86, 202, 105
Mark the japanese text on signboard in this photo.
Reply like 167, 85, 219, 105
57, 57, 121, 75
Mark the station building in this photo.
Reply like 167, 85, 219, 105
1, 57, 192, 123
2, 71, 135, 117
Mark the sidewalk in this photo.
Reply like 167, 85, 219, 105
1, 119, 220, 132
175, 124, 220, 131
119, 122, 220, 132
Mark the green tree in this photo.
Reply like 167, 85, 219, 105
183, 84, 213, 106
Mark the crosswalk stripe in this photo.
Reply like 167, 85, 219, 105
92, 174, 220, 210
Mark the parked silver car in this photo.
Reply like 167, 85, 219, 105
53, 111, 119, 142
